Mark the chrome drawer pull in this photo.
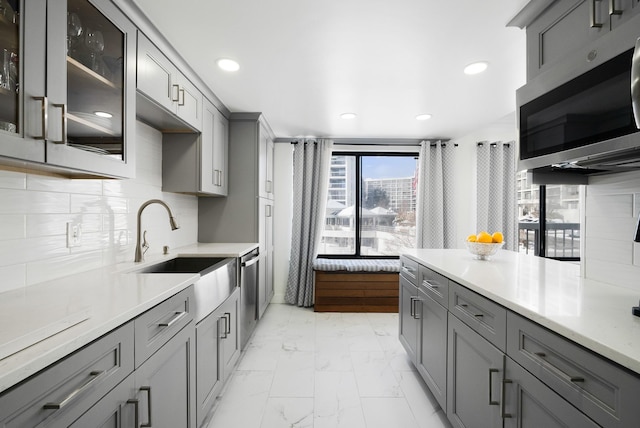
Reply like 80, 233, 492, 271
534, 352, 585, 383
609, 0, 622, 15
224, 312, 232, 335
43, 370, 105, 410
32, 96, 48, 140
220, 315, 229, 339
158, 311, 187, 328
422, 280, 439, 289
488, 368, 500, 405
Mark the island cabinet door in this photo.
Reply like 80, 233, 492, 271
502, 357, 600, 428
398, 274, 418, 363
133, 322, 196, 428
447, 313, 504, 428
416, 288, 447, 411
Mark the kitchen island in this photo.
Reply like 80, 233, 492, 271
401, 248, 640, 428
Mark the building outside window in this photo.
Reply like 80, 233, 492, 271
318, 153, 418, 257
517, 170, 582, 260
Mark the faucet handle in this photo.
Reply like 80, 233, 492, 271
142, 230, 150, 257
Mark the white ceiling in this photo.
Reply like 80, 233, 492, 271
132, 0, 529, 140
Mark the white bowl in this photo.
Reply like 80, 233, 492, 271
465, 241, 504, 260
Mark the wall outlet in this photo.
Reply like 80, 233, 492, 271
66, 221, 82, 248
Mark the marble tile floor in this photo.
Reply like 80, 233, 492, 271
205, 303, 452, 428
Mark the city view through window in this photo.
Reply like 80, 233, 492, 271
318, 155, 582, 259
319, 154, 418, 256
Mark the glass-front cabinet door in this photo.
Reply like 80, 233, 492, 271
0, 0, 135, 177
45, 0, 135, 177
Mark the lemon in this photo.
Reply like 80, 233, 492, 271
467, 234, 477, 242
477, 231, 493, 243
492, 232, 504, 243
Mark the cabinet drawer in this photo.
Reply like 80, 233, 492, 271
449, 282, 506, 351
135, 286, 195, 367
400, 256, 419, 286
418, 265, 448, 308
507, 312, 640, 428
0, 322, 134, 428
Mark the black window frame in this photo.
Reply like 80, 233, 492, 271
318, 151, 418, 260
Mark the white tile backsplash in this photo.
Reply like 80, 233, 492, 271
585, 170, 640, 290
0, 121, 198, 292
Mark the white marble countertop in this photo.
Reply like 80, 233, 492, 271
402, 249, 640, 375
0, 242, 258, 394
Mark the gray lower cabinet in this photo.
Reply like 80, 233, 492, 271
196, 287, 240, 427
502, 357, 600, 428
399, 274, 419, 363
133, 319, 196, 428
68, 374, 136, 427
0, 321, 135, 428
447, 312, 504, 428
416, 287, 447, 411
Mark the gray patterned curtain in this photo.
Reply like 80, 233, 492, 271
476, 141, 517, 251
416, 140, 457, 248
285, 139, 333, 307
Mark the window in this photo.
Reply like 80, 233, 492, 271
318, 153, 418, 257
517, 171, 582, 260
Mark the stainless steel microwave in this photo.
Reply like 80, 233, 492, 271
517, 32, 640, 175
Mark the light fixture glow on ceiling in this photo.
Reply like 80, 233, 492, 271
217, 58, 240, 72
94, 111, 112, 118
416, 114, 432, 121
464, 61, 489, 75
340, 113, 357, 119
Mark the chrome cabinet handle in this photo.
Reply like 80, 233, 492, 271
32, 96, 48, 140
178, 88, 185, 106
501, 379, 513, 418
609, 0, 622, 15
171, 84, 180, 102
590, 0, 604, 27
158, 311, 187, 328
126, 398, 140, 428
409, 297, 415, 317
422, 280, 439, 289
534, 352, 585, 383
140, 386, 152, 427
51, 103, 67, 144
220, 315, 229, 339
488, 368, 500, 406
224, 312, 232, 335
43, 370, 105, 410
266, 204, 272, 217
412, 298, 421, 319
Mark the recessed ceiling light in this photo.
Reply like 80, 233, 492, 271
416, 114, 432, 121
340, 113, 357, 120
217, 58, 240, 72
94, 111, 112, 118
464, 61, 489, 75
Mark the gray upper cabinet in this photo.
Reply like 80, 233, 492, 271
0, 0, 137, 178
136, 32, 202, 132
161, 98, 229, 196
525, 0, 640, 79
198, 113, 276, 317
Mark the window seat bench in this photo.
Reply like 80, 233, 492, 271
313, 259, 400, 313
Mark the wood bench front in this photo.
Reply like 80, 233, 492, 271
314, 271, 399, 313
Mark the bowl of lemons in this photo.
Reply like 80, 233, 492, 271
465, 231, 504, 260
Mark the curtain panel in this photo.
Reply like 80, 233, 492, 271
476, 141, 517, 251
416, 140, 457, 249
284, 139, 333, 307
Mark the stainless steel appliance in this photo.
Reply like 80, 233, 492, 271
517, 31, 640, 178
239, 248, 259, 349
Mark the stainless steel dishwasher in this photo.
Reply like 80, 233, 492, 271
240, 248, 259, 349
